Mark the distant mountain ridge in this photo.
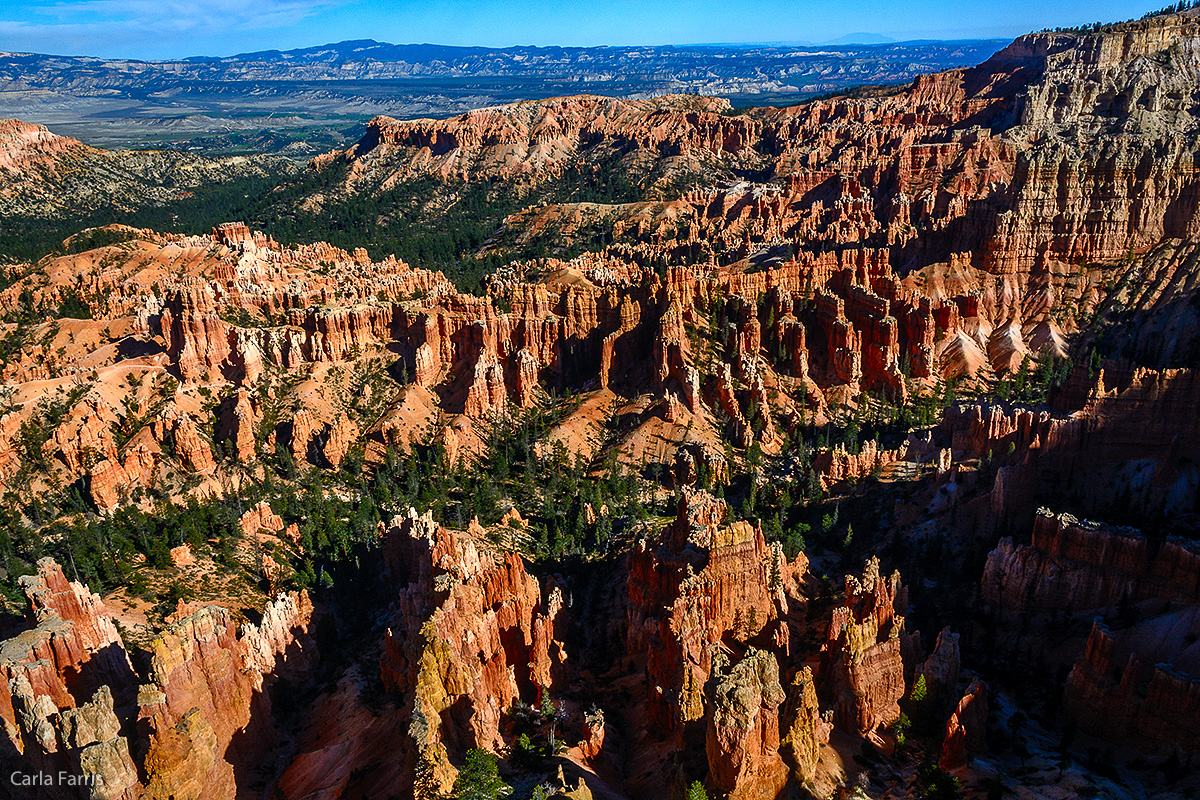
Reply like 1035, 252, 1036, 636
0, 37, 1007, 151
823, 32, 897, 44
0, 37, 1006, 84
185, 40, 500, 64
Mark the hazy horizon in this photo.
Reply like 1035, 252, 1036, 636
0, 34, 1015, 62
0, 0, 1171, 60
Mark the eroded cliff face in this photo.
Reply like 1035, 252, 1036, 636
983, 509, 1200, 616
311, 10, 1200, 302
982, 508, 1200, 754
822, 558, 908, 737
261, 491, 952, 800
276, 509, 571, 797
778, 665, 829, 784
386, 510, 566, 772
0, 218, 1129, 516
316, 94, 764, 188
0, 123, 296, 219
621, 491, 945, 796
627, 489, 805, 736
0, 490, 1019, 800
1064, 619, 1200, 754
0, 559, 139, 800
8, 10, 1200, 508
138, 591, 318, 800
939, 679, 987, 771
0, 559, 318, 800
0, 13, 1199, 524
622, 489, 808, 796
705, 648, 789, 800
0, 120, 82, 179
912, 363, 1200, 541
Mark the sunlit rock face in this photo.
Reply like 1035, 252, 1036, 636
0, 559, 317, 800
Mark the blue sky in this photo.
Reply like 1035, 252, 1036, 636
0, 1, 1172, 59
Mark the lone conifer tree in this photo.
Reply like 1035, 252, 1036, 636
452, 749, 512, 800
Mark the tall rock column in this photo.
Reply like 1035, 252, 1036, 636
705, 649, 789, 800
823, 557, 907, 736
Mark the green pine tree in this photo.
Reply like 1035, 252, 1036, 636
452, 749, 512, 800
911, 674, 928, 704
907, 673, 931, 732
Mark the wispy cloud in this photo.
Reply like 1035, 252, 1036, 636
0, 0, 350, 56
38, 0, 342, 30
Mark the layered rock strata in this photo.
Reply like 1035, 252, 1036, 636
822, 558, 908, 736
1064, 619, 1200, 753
626, 490, 805, 737
376, 509, 569, 794
984, 508, 1200, 754
0, 559, 317, 800
983, 509, 1200, 616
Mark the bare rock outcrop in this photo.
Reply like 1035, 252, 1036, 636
823, 558, 908, 736
705, 648, 789, 800
627, 489, 805, 734
779, 666, 830, 785
0, 559, 318, 800
982, 509, 1200, 617
915, 628, 961, 713
217, 389, 258, 462
1064, 618, 1200, 754
376, 509, 568, 791
0, 559, 136, 726
0, 560, 140, 799
939, 680, 987, 771
138, 592, 318, 799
